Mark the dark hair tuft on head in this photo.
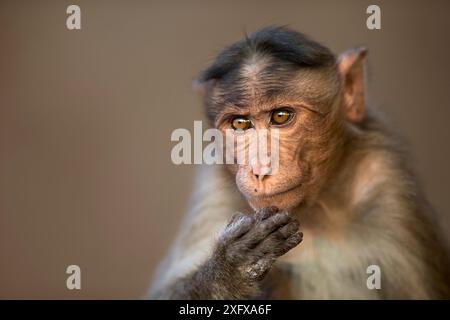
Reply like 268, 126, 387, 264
198, 26, 335, 83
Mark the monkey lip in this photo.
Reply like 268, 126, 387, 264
249, 182, 303, 199
245, 183, 304, 211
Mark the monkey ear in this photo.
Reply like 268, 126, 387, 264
337, 47, 368, 123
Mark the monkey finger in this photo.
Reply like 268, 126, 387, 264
220, 213, 254, 243
260, 211, 291, 234
283, 231, 303, 252
257, 228, 301, 257
245, 212, 291, 246
277, 230, 304, 255
227, 212, 247, 226
255, 206, 279, 221
276, 219, 300, 239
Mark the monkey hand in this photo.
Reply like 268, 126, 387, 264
214, 206, 302, 282
153, 207, 302, 299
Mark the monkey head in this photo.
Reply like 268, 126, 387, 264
196, 27, 367, 211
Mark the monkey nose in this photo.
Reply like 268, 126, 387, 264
251, 163, 271, 182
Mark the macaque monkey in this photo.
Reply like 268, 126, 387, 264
149, 26, 450, 299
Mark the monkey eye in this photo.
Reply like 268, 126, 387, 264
270, 108, 294, 126
231, 117, 252, 131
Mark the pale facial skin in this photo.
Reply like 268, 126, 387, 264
215, 92, 342, 211
216, 107, 298, 210
211, 51, 363, 212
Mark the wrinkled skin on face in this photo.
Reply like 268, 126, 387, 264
213, 61, 347, 211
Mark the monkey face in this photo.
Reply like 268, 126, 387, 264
216, 96, 344, 211
198, 32, 347, 211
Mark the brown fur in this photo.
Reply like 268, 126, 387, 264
149, 27, 450, 299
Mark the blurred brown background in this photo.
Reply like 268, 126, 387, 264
1, 0, 449, 299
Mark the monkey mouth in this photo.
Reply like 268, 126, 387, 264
246, 183, 304, 211
249, 182, 303, 199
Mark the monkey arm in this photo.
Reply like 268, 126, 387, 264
149, 215, 301, 299
148, 166, 302, 300
149, 250, 261, 299
149, 207, 301, 299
